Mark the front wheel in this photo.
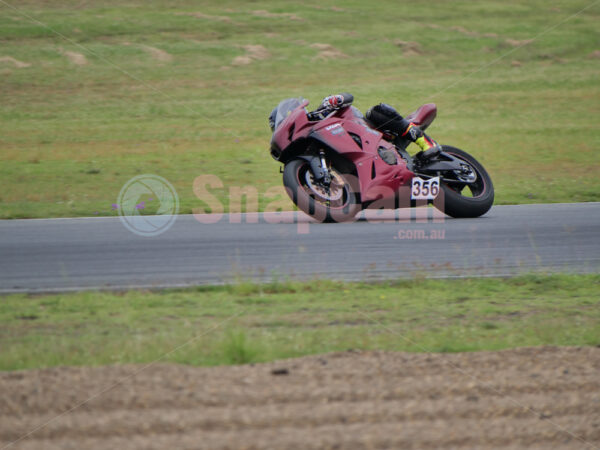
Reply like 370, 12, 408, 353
437, 146, 494, 218
283, 158, 361, 223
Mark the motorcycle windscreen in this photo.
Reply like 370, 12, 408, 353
273, 98, 306, 131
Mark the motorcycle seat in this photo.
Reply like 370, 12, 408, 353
404, 103, 437, 131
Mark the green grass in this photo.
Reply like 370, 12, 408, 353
1, 274, 599, 371
0, 0, 598, 218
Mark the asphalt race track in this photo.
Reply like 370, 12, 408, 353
0, 203, 598, 293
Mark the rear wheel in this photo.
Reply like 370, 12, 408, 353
283, 158, 361, 223
438, 146, 494, 218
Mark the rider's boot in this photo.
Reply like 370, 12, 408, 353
402, 123, 441, 160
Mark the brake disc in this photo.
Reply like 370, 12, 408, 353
305, 171, 344, 202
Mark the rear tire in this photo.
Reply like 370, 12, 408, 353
283, 158, 361, 223
438, 146, 494, 218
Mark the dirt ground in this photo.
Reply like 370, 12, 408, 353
1, 347, 599, 449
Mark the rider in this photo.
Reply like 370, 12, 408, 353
314, 93, 440, 158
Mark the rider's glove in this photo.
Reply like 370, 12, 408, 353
308, 93, 353, 121
321, 94, 345, 110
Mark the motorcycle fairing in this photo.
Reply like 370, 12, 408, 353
307, 110, 414, 202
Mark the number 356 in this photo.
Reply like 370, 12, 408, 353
411, 177, 440, 200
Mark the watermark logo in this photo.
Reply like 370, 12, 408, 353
117, 174, 179, 237
191, 175, 446, 235
394, 229, 446, 240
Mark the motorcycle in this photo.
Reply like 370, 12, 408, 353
268, 96, 494, 222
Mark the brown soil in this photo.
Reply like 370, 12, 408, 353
0, 56, 31, 68
231, 45, 270, 67
251, 10, 303, 21
505, 38, 535, 47
176, 12, 233, 23
61, 50, 87, 66
1, 347, 599, 449
307, 5, 346, 12
310, 43, 347, 60
450, 25, 499, 39
589, 50, 600, 59
392, 40, 423, 57
140, 45, 173, 63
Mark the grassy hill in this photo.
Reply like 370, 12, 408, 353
1, 0, 598, 218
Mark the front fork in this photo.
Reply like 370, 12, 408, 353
303, 145, 332, 187
302, 149, 333, 202
318, 150, 332, 185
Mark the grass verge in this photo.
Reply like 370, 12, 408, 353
1, 273, 598, 371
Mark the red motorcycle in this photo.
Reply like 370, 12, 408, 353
269, 96, 494, 222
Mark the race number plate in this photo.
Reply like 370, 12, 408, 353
411, 177, 440, 200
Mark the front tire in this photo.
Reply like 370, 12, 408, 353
438, 146, 494, 218
283, 158, 361, 223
